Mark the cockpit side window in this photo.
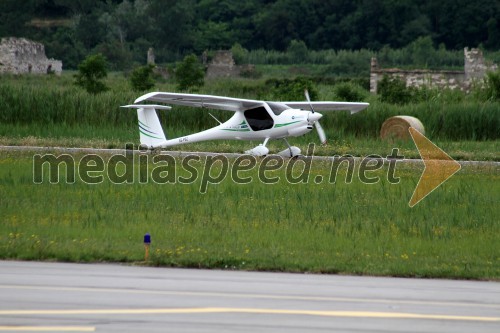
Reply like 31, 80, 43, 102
244, 106, 274, 131
266, 102, 290, 115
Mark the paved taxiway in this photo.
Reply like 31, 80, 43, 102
0, 261, 499, 332
2, 145, 499, 168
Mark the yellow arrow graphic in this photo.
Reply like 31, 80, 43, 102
408, 127, 461, 207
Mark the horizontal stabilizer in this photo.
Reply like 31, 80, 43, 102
121, 104, 171, 110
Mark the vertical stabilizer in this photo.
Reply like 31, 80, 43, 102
121, 104, 171, 148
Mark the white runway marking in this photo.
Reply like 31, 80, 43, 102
0, 327, 95, 332
1, 284, 499, 309
1, 308, 498, 322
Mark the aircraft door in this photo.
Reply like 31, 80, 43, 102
244, 106, 274, 131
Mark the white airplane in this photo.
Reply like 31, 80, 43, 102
122, 91, 368, 157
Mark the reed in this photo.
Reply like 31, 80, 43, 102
1, 74, 499, 141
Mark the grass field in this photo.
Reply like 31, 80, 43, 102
0, 72, 499, 279
1, 122, 498, 161
0, 150, 498, 279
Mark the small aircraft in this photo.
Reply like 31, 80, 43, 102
122, 91, 368, 157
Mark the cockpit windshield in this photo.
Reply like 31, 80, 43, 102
266, 102, 290, 115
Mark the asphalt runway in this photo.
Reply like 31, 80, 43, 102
1, 145, 499, 168
0, 261, 499, 332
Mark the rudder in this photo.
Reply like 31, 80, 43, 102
121, 104, 171, 148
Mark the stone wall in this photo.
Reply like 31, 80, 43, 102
0, 37, 62, 75
206, 50, 240, 78
464, 47, 497, 80
370, 48, 497, 94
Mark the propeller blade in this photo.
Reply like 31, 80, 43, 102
305, 89, 326, 144
304, 89, 315, 113
315, 121, 327, 145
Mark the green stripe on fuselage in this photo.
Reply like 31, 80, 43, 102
221, 128, 251, 132
274, 121, 300, 128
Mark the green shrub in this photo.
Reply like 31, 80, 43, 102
239, 66, 262, 79
378, 75, 413, 104
287, 40, 309, 64
333, 82, 368, 101
174, 54, 205, 91
262, 77, 318, 101
129, 64, 155, 92
74, 54, 109, 94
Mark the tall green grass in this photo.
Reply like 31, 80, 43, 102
321, 100, 500, 141
1, 74, 499, 141
0, 151, 498, 278
0, 82, 136, 126
240, 45, 500, 72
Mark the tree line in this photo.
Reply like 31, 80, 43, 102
0, 0, 499, 69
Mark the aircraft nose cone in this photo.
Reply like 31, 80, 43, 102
308, 112, 323, 122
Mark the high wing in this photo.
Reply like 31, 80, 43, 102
134, 92, 265, 112
282, 102, 369, 114
134, 92, 369, 114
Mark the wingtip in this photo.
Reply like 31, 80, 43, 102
134, 91, 162, 104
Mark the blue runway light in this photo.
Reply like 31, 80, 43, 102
144, 233, 151, 244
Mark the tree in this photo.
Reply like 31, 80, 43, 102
43, 28, 86, 69
193, 21, 234, 52
130, 64, 155, 92
74, 53, 109, 94
148, 0, 196, 52
0, 0, 33, 37
406, 36, 435, 68
230, 43, 249, 64
174, 54, 204, 91
486, 17, 500, 49
287, 40, 309, 63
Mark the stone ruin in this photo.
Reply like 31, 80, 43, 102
464, 48, 495, 81
205, 50, 255, 79
147, 47, 155, 65
0, 37, 62, 75
205, 50, 239, 78
143, 48, 256, 79
370, 47, 497, 94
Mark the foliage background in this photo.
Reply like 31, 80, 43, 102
1, 0, 499, 69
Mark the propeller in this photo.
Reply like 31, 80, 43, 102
304, 89, 327, 145
314, 120, 327, 145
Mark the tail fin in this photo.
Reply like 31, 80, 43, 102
121, 104, 171, 148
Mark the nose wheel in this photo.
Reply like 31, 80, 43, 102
244, 138, 270, 156
277, 138, 301, 157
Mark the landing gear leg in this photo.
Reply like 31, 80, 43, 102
283, 138, 293, 157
